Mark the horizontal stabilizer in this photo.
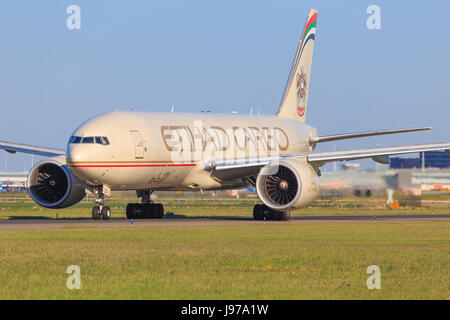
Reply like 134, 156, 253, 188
309, 127, 433, 144
307, 142, 450, 165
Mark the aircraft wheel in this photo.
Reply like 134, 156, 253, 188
278, 211, 290, 221
155, 203, 164, 218
143, 203, 155, 219
133, 203, 145, 219
253, 205, 289, 221
92, 206, 101, 220
253, 204, 264, 220
269, 210, 290, 221
126, 203, 135, 219
101, 206, 111, 220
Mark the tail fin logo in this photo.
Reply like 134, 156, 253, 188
296, 68, 307, 117
277, 9, 317, 121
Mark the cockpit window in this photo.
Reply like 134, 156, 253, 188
70, 136, 82, 144
102, 137, 110, 145
82, 137, 95, 144
69, 136, 110, 145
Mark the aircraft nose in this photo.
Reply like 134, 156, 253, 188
67, 142, 85, 164
66, 141, 94, 182
66, 132, 111, 184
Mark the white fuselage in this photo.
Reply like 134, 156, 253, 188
67, 111, 316, 191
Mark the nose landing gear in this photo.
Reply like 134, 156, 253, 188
126, 189, 164, 219
91, 186, 111, 220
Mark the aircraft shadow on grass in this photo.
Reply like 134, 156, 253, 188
8, 216, 55, 220
5, 214, 251, 221
4, 213, 370, 221
162, 213, 251, 221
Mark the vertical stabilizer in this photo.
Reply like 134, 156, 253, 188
277, 9, 317, 122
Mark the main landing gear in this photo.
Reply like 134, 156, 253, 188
253, 204, 290, 221
92, 186, 111, 220
126, 189, 164, 219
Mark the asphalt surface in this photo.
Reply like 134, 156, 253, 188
0, 214, 449, 230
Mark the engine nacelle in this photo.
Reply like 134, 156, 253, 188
256, 159, 320, 211
27, 157, 86, 209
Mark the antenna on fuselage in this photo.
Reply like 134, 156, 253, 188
170, 105, 174, 112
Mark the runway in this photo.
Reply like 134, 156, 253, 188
0, 214, 449, 230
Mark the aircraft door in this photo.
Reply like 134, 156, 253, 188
130, 130, 145, 159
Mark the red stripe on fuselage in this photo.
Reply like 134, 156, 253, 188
69, 164, 197, 168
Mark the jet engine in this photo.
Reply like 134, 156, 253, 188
256, 159, 320, 211
27, 157, 86, 209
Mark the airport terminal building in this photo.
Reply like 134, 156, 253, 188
0, 171, 28, 192
390, 151, 450, 169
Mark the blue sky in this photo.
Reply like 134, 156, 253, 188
0, 0, 449, 171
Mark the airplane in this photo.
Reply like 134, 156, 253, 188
1, 9, 450, 221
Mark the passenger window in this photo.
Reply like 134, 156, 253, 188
82, 137, 94, 144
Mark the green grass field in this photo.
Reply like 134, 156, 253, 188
0, 220, 449, 299
0, 196, 449, 299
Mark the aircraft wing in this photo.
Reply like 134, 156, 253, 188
0, 141, 65, 157
205, 142, 450, 181
205, 160, 269, 181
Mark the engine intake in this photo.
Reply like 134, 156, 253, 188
27, 157, 86, 208
264, 166, 299, 205
256, 159, 319, 211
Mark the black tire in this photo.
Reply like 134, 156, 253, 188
92, 206, 101, 220
126, 203, 135, 219
269, 210, 289, 221
261, 205, 272, 220
155, 203, 164, 218
253, 204, 264, 220
268, 210, 279, 221
101, 206, 111, 220
143, 203, 154, 219
133, 203, 145, 219
279, 211, 290, 221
